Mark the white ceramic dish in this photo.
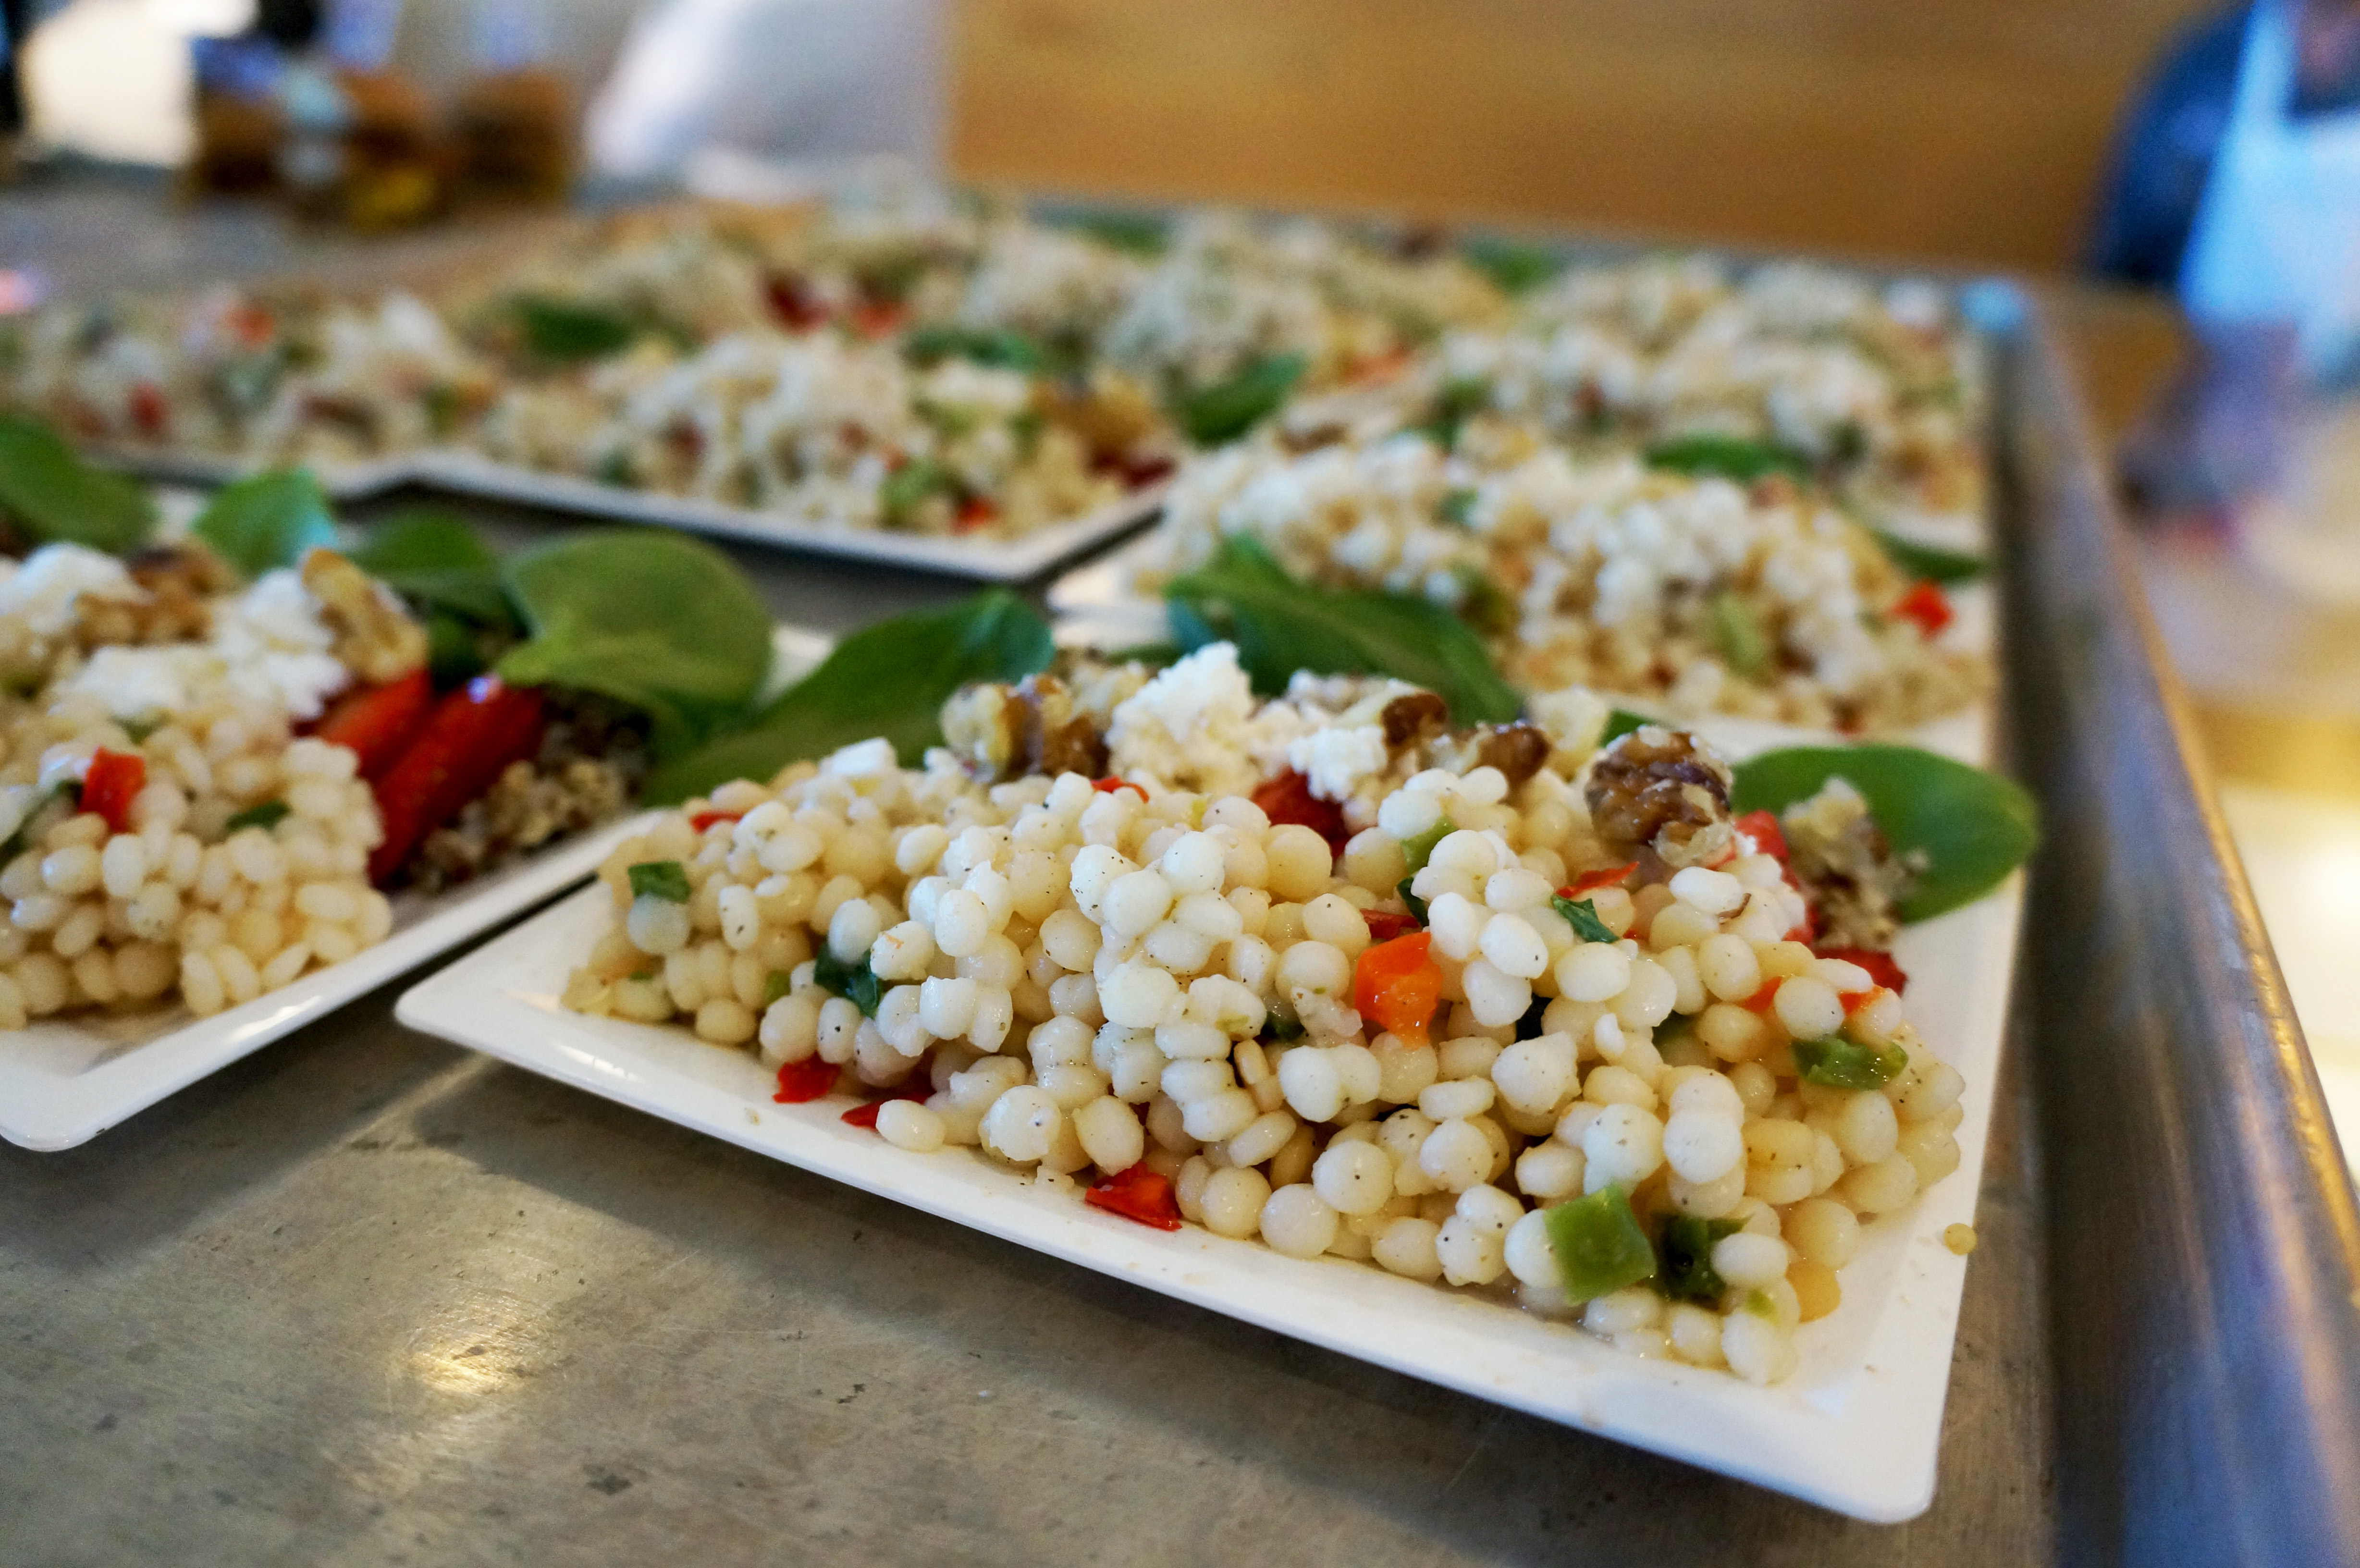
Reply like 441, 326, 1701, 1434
104, 445, 1166, 583
0, 625, 836, 1153
395, 720, 2021, 1521
1047, 533, 1998, 767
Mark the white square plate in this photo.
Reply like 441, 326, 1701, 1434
395, 722, 2022, 1521
105, 445, 1166, 584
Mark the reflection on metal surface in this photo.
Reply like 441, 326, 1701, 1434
403, 1286, 547, 1398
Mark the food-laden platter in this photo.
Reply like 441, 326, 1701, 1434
1, 195, 2042, 1519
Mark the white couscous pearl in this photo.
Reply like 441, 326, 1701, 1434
1711, 1231, 1790, 1290
1278, 1046, 1346, 1122
627, 895, 691, 955
1661, 1107, 1745, 1184
1721, 1310, 1798, 1385
1514, 1138, 1585, 1202
1557, 941, 1631, 1003
1491, 1034, 1576, 1115
1100, 961, 1180, 1027
1260, 1185, 1340, 1258
1773, 975, 1844, 1040
1668, 866, 1745, 917
983, 1086, 1062, 1164
876, 1100, 946, 1153
1419, 1077, 1495, 1121
1502, 1209, 1558, 1288
1311, 1139, 1395, 1215
1477, 911, 1549, 980
1200, 1166, 1272, 1238
1435, 1214, 1506, 1285
1582, 1102, 1664, 1191
1419, 1117, 1492, 1192
1426, 892, 1486, 961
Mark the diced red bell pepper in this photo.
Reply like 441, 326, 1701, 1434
311, 668, 435, 783
127, 382, 168, 439
1354, 931, 1444, 1047
689, 809, 745, 834
774, 1056, 839, 1103
1090, 777, 1138, 795
1735, 809, 1789, 863
1893, 581, 1954, 638
764, 273, 828, 330
1740, 979, 1782, 1014
1363, 908, 1421, 943
954, 497, 998, 534
1084, 1165, 1182, 1231
81, 748, 146, 834
1112, 454, 1176, 489
366, 674, 547, 884
1561, 861, 1638, 898
1818, 945, 1909, 995
841, 1084, 930, 1128
1251, 770, 1350, 854
848, 300, 907, 339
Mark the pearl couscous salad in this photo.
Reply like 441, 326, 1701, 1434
560, 643, 1983, 1385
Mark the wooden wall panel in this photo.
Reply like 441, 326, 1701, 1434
948, 0, 2221, 270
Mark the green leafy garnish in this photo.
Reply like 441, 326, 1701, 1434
1263, 1013, 1306, 1043
496, 530, 773, 760
0, 416, 156, 553
1163, 536, 1521, 725
1792, 1035, 1908, 1090
1708, 590, 1771, 676
762, 971, 794, 1007
1396, 877, 1429, 926
1438, 489, 1478, 530
424, 610, 489, 686
880, 459, 959, 527
1544, 1185, 1657, 1303
1451, 563, 1518, 637
902, 324, 1047, 375
1645, 434, 1811, 484
1060, 211, 1170, 255
511, 295, 641, 363
1419, 376, 1491, 450
1176, 354, 1306, 446
1731, 744, 2040, 922
1601, 708, 1652, 745
1400, 816, 1456, 876
347, 511, 515, 627
627, 860, 692, 903
120, 713, 164, 744
1871, 529, 1987, 585
224, 800, 292, 833
812, 950, 883, 1017
191, 468, 340, 578
643, 589, 1054, 805
1551, 894, 1617, 944
1462, 238, 1560, 296
1657, 1214, 1743, 1303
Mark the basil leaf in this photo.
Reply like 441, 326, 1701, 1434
1163, 536, 1522, 725
1657, 1214, 1743, 1303
642, 588, 1054, 806
1872, 529, 1987, 585
1731, 744, 2040, 922
512, 295, 640, 363
1461, 239, 1560, 296
903, 324, 1046, 375
0, 416, 155, 553
191, 468, 339, 578
627, 860, 691, 903
1792, 1035, 1908, 1091
1544, 1185, 1656, 1303
496, 530, 773, 760
812, 951, 883, 1017
348, 511, 515, 627
1177, 354, 1306, 446
224, 800, 291, 833
1551, 895, 1617, 944
1601, 708, 1652, 745
1644, 434, 1811, 484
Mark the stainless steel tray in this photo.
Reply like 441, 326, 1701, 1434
2, 177, 2356, 1563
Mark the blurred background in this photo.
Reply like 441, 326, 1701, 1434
6, 0, 2360, 1146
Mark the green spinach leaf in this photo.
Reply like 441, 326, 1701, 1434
1176, 354, 1307, 446
191, 468, 338, 578
511, 295, 641, 363
0, 416, 156, 553
903, 324, 1047, 375
496, 530, 773, 760
1162, 536, 1522, 725
1461, 238, 1560, 296
1871, 529, 1987, 585
1731, 744, 2039, 921
1645, 434, 1812, 484
642, 588, 1055, 805
348, 511, 515, 626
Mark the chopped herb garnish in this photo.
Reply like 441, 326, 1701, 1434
902, 324, 1047, 375
1656, 1214, 1743, 1303
225, 800, 292, 833
1461, 238, 1560, 296
762, 971, 795, 1006
120, 714, 164, 744
1176, 354, 1308, 446
1551, 894, 1617, 944
1419, 376, 1490, 450
1644, 433, 1812, 484
1263, 1013, 1307, 1043
880, 458, 958, 527
1791, 1035, 1908, 1091
1870, 528, 1987, 585
1438, 488, 1478, 529
1396, 877, 1429, 926
1544, 1185, 1657, 1303
1709, 590, 1770, 677
627, 860, 692, 903
812, 950, 883, 1017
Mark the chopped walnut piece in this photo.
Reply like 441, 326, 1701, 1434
1379, 691, 1449, 751
74, 543, 236, 649
1584, 724, 1735, 868
1780, 776, 1921, 950
300, 546, 429, 684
